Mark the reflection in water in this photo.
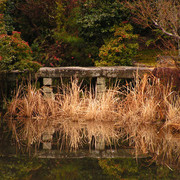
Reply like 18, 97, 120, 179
57, 121, 119, 151
0, 157, 179, 180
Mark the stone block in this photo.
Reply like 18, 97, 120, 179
42, 133, 53, 141
43, 142, 52, 150
43, 78, 52, 86
43, 86, 53, 93
96, 77, 106, 95
95, 135, 105, 151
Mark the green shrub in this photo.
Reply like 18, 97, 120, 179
77, 1, 131, 63
96, 23, 139, 66
49, 1, 94, 67
0, 31, 41, 71
0, 13, 6, 34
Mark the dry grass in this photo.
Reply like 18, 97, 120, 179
116, 75, 180, 166
5, 75, 180, 165
6, 80, 121, 151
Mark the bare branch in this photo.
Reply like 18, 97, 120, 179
152, 19, 180, 40
126, 0, 180, 40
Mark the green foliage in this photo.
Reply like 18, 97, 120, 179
48, 1, 94, 67
74, 0, 131, 64
50, 162, 81, 179
0, 157, 42, 180
0, 1, 41, 71
0, 0, 7, 15
98, 158, 180, 179
3, 0, 15, 34
1, 0, 139, 68
0, 14, 6, 34
96, 23, 139, 66
46, 38, 94, 67
0, 31, 41, 71
10, 0, 57, 44
134, 49, 162, 65
99, 159, 138, 179
77, 1, 130, 45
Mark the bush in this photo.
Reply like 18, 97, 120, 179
0, 31, 41, 71
0, 13, 6, 34
96, 23, 139, 66
77, 1, 131, 62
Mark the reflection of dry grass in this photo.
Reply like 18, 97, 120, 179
6, 75, 180, 165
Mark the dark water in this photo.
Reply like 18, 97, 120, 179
0, 156, 179, 180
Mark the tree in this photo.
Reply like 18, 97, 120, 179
78, 1, 130, 47
0, 0, 15, 35
12, 0, 57, 44
0, 30, 41, 71
0, 1, 41, 71
77, 0, 131, 64
96, 23, 138, 66
126, 0, 180, 57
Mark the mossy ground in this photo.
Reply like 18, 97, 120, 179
134, 49, 161, 66
134, 47, 179, 67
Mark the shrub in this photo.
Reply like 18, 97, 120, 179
77, 1, 131, 46
0, 31, 41, 71
0, 13, 6, 35
96, 23, 139, 66
77, 1, 131, 63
